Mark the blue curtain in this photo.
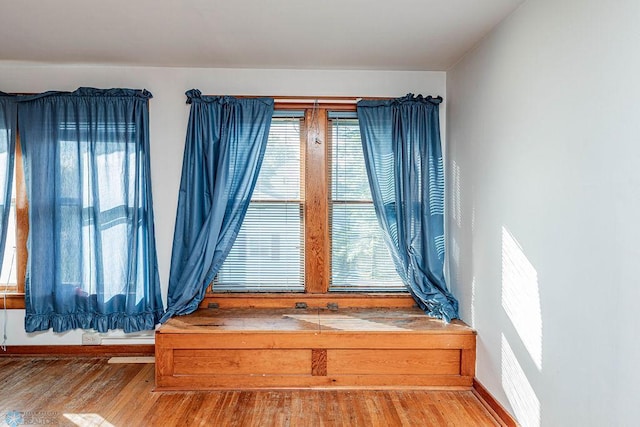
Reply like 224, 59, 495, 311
17, 88, 164, 333
357, 94, 459, 321
0, 93, 17, 276
161, 90, 274, 321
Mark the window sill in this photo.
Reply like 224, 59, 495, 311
0, 293, 25, 309
200, 292, 415, 309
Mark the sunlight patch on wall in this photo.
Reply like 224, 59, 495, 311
471, 276, 477, 327
502, 334, 541, 427
501, 226, 543, 370
452, 160, 462, 228
64, 413, 115, 426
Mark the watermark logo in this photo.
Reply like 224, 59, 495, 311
5, 411, 23, 427
4, 411, 58, 426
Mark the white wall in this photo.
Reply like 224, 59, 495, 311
0, 64, 445, 344
447, 0, 640, 426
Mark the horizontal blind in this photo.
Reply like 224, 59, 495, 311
214, 116, 304, 292
0, 169, 17, 286
328, 117, 405, 292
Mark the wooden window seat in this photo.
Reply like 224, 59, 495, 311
155, 307, 476, 391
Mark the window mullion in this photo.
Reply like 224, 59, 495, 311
15, 133, 27, 294
304, 108, 329, 293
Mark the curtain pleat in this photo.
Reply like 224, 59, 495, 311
357, 94, 459, 321
0, 93, 17, 275
18, 87, 164, 333
161, 90, 274, 321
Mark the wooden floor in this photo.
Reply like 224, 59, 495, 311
0, 357, 501, 426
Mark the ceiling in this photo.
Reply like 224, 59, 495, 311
0, 0, 524, 71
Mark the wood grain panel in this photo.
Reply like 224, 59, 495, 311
156, 373, 473, 391
173, 349, 311, 375
199, 293, 416, 309
157, 332, 474, 350
304, 108, 329, 293
311, 349, 327, 376
327, 349, 460, 375
461, 347, 477, 377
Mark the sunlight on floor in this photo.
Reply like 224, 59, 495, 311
501, 226, 543, 370
501, 334, 540, 427
63, 413, 114, 427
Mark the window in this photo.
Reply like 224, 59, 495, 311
215, 114, 305, 291
328, 115, 404, 292
0, 165, 16, 289
211, 103, 405, 297
0, 136, 27, 308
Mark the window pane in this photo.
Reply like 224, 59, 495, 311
331, 120, 370, 201
214, 117, 304, 292
331, 204, 404, 291
329, 118, 404, 292
215, 203, 303, 291
0, 201, 17, 287
0, 162, 16, 287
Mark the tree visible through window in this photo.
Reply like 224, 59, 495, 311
329, 116, 404, 291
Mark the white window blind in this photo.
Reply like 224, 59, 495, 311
328, 115, 405, 292
214, 115, 305, 292
0, 163, 17, 287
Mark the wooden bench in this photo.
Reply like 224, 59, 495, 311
155, 307, 476, 391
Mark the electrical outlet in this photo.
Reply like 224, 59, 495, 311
81, 332, 101, 345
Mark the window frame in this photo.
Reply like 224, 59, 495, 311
0, 133, 27, 309
204, 99, 412, 309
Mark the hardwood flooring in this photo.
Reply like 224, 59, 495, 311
0, 357, 500, 426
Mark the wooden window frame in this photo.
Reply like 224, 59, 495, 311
203, 99, 413, 309
0, 134, 27, 309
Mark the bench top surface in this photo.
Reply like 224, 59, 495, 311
158, 307, 474, 335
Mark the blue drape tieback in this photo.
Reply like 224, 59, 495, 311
25, 309, 164, 334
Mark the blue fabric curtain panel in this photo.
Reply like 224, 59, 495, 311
162, 90, 274, 321
0, 93, 17, 275
357, 94, 459, 321
17, 88, 164, 333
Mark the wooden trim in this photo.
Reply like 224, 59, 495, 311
0, 293, 25, 309
460, 346, 477, 378
155, 374, 473, 391
0, 345, 155, 357
199, 293, 416, 309
304, 108, 329, 293
233, 96, 387, 111
14, 133, 28, 295
473, 378, 519, 427
276, 102, 357, 111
